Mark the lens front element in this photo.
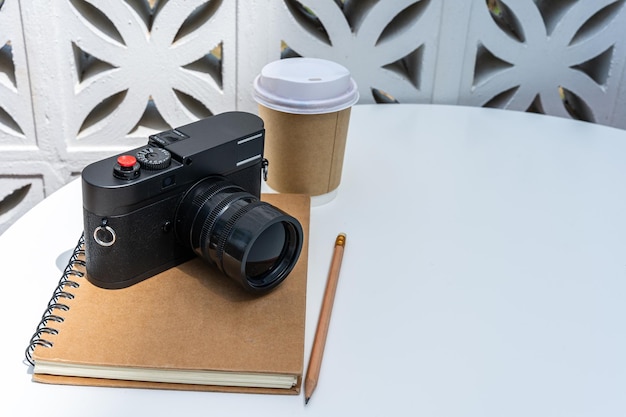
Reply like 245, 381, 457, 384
175, 177, 304, 293
246, 222, 286, 280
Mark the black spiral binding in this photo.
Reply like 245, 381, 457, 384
25, 233, 86, 366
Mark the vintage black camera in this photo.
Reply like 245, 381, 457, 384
81, 111, 304, 293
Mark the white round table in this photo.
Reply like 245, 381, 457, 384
2, 104, 626, 416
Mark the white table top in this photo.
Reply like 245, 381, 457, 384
2, 104, 626, 416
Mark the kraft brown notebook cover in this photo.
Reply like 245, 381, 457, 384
27, 193, 309, 395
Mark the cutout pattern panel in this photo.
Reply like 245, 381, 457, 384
61, 0, 235, 149
0, 0, 35, 147
458, 0, 626, 125
2, 0, 626, 234
279, 0, 442, 104
0, 1, 46, 234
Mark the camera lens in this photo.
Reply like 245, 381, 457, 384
175, 177, 303, 293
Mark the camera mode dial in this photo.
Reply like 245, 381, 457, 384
136, 147, 172, 170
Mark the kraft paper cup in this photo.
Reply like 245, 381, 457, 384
253, 58, 358, 205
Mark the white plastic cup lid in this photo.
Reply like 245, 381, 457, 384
253, 58, 359, 114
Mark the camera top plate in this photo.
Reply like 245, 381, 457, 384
81, 112, 265, 216
152, 112, 264, 163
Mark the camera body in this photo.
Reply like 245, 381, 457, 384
82, 112, 271, 290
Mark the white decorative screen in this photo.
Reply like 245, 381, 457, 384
1, 0, 626, 233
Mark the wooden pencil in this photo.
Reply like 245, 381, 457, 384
304, 233, 347, 404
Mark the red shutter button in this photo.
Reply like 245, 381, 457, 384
117, 155, 137, 168
114, 155, 140, 180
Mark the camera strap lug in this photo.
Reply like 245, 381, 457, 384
262, 158, 269, 181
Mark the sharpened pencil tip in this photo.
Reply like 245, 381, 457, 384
305, 397, 310, 405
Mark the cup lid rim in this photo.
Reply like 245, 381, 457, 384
252, 58, 359, 114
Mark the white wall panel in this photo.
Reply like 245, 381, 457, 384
1, 0, 626, 233
457, 0, 626, 125
0, 1, 48, 231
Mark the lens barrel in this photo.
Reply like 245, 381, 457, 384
175, 177, 304, 293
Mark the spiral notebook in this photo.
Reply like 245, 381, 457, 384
25, 193, 309, 395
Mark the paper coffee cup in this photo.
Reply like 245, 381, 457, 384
253, 58, 358, 203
